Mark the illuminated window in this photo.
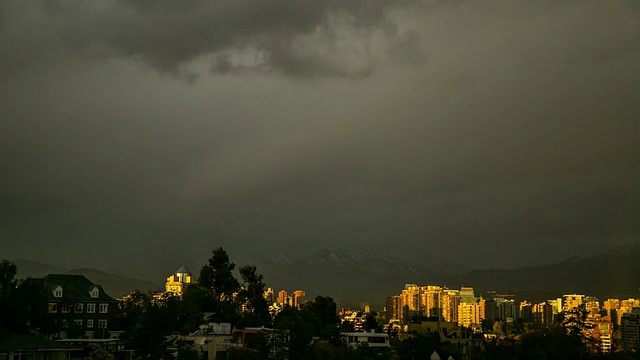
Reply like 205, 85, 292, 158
53, 286, 63, 298
48, 303, 58, 313
99, 304, 108, 313
90, 287, 99, 298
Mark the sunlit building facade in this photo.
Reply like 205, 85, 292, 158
165, 266, 193, 296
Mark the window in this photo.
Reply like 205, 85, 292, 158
48, 303, 58, 313
75, 303, 83, 313
368, 336, 387, 344
99, 304, 108, 313
87, 319, 94, 328
98, 320, 108, 328
53, 286, 63, 298
90, 287, 99, 298
61, 304, 70, 313
87, 303, 96, 313
74, 319, 83, 326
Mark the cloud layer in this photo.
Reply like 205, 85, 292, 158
1, 0, 639, 280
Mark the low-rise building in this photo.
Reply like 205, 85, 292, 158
25, 274, 118, 339
342, 330, 390, 349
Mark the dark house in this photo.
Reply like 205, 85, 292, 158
26, 274, 118, 339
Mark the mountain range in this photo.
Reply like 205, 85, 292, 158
257, 243, 640, 308
9, 242, 640, 309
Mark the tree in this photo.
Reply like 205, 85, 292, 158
237, 265, 271, 327
0, 260, 17, 301
0, 260, 24, 333
198, 248, 240, 302
84, 344, 115, 360
301, 296, 341, 344
274, 306, 315, 359
363, 312, 379, 332
121, 292, 178, 360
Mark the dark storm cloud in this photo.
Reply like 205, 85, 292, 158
0, 0, 423, 78
1, 0, 640, 279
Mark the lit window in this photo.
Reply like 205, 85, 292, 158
87, 320, 94, 328
87, 303, 96, 313
75, 303, 84, 313
48, 303, 58, 313
99, 304, 108, 313
98, 320, 108, 328
61, 305, 70, 313
90, 287, 99, 298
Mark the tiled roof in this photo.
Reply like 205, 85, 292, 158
38, 274, 117, 302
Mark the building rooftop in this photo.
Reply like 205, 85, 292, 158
27, 274, 117, 302
175, 266, 191, 275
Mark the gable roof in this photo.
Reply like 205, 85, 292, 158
37, 274, 117, 302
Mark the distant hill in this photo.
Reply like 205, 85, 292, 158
13, 259, 68, 279
448, 242, 640, 300
257, 247, 466, 309
257, 243, 640, 309
12, 259, 161, 298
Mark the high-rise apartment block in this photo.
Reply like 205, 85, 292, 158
621, 313, 640, 352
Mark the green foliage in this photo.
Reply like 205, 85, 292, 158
273, 296, 343, 359
176, 285, 208, 334
176, 339, 204, 360
363, 312, 380, 332
274, 306, 315, 359
475, 326, 590, 360
396, 331, 444, 360
301, 295, 342, 344
0, 260, 17, 300
84, 343, 115, 360
0, 259, 20, 333
237, 265, 271, 327
120, 292, 177, 360
198, 248, 240, 302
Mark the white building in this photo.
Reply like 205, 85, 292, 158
342, 330, 390, 349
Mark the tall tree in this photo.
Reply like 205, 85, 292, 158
0, 260, 17, 301
121, 292, 178, 360
198, 248, 240, 302
301, 296, 341, 344
0, 260, 22, 333
238, 265, 271, 326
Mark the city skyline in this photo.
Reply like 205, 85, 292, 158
2, 0, 639, 277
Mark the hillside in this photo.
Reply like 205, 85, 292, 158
12, 259, 161, 298
257, 247, 464, 309
449, 243, 640, 300
258, 243, 640, 309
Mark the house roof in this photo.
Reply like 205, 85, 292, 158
0, 334, 80, 352
34, 274, 117, 302
175, 266, 191, 275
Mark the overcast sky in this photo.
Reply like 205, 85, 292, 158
1, 0, 639, 280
